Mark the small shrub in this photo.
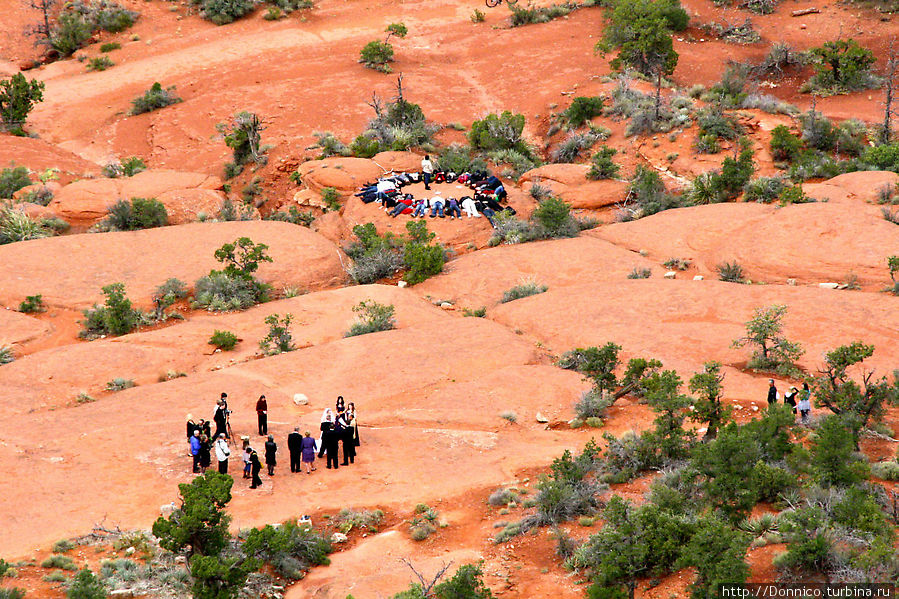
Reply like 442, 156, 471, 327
500, 411, 518, 423
471, 8, 485, 21
334, 508, 384, 534
769, 125, 802, 162
360, 40, 394, 72
320, 187, 341, 211
44, 571, 68, 583
100, 42, 121, 52
501, 281, 548, 303
532, 196, 579, 239
53, 539, 75, 553
312, 132, 350, 159
871, 461, 899, 481
716, 261, 744, 283
489, 488, 518, 506
80, 282, 140, 338
0, 346, 14, 365
41, 555, 77, 570
385, 22, 407, 38
75, 392, 95, 404
410, 523, 434, 541
0, 165, 32, 198
349, 134, 380, 158
219, 111, 268, 176
106, 377, 135, 392
265, 206, 315, 227
263, 6, 283, 20
805, 38, 879, 93
19, 294, 45, 313
463, 306, 487, 317
494, 522, 522, 543
662, 257, 690, 271
259, 313, 296, 355
627, 267, 651, 279
587, 146, 620, 179
86, 56, 114, 71
49, 12, 93, 56
743, 176, 787, 203
67, 567, 106, 599
193, 272, 262, 311
209, 330, 238, 351
103, 197, 168, 231
575, 389, 613, 420
564, 96, 604, 128
130, 82, 182, 115
345, 300, 396, 337
197, 0, 254, 24
469, 111, 532, 156
0, 205, 51, 244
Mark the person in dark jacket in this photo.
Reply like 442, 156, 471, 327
212, 399, 227, 441
186, 415, 198, 456
287, 427, 303, 473
249, 450, 263, 489
199, 419, 211, 439
340, 418, 356, 466
301, 431, 317, 474
256, 395, 268, 436
198, 434, 211, 473
264, 435, 277, 476
318, 422, 340, 469
767, 379, 778, 405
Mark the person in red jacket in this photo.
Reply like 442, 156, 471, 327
256, 394, 268, 436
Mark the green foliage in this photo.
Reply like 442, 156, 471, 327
627, 267, 651, 279
689, 422, 761, 521
732, 304, 803, 376
0, 74, 45, 133
0, 165, 32, 198
385, 22, 407, 38
265, 206, 315, 227
508, 1, 575, 26
769, 125, 802, 162
587, 146, 619, 179
42, 555, 77, 570
103, 197, 168, 231
557, 343, 621, 393
345, 300, 396, 337
389, 562, 494, 599
350, 134, 381, 158
188, 554, 255, 599
642, 370, 694, 462
80, 282, 140, 338
242, 521, 331, 580
67, 568, 106, 599
0, 346, 15, 365
807, 38, 878, 93
436, 144, 487, 173
676, 515, 750, 598
362, 81, 437, 150
209, 330, 238, 351
312, 132, 350, 159
259, 313, 295, 355
743, 176, 787, 203
49, 12, 93, 57
471, 8, 485, 22
214, 237, 272, 279
130, 83, 182, 115
403, 229, 445, 286
468, 111, 532, 157
687, 146, 755, 204
624, 165, 682, 219
814, 341, 899, 440
360, 40, 394, 72
52, 538, 73, 553
571, 496, 692, 597
100, 42, 121, 52
86, 56, 114, 71
152, 470, 234, 559
531, 196, 577, 237
565, 96, 605, 128
218, 112, 266, 175
602, 0, 686, 77
500, 281, 548, 303
333, 508, 384, 534
688, 361, 731, 440
0, 205, 51, 244
197, 0, 254, 24
192, 272, 265, 311
811, 415, 870, 486
716, 260, 744, 283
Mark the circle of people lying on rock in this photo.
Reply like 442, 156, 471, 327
355, 156, 517, 227
185, 392, 359, 489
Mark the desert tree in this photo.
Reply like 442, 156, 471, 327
731, 304, 803, 375
688, 361, 731, 440
0, 73, 45, 134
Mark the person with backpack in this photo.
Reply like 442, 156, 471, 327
264, 435, 277, 476
214, 433, 231, 474
421, 155, 434, 190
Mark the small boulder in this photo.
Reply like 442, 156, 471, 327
818, 282, 840, 289
663, 271, 677, 279
397, 281, 408, 288
692, 275, 704, 281
293, 393, 309, 406
535, 412, 549, 423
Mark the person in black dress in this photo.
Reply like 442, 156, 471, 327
249, 449, 263, 488
287, 428, 302, 473
212, 399, 227, 441
264, 435, 277, 476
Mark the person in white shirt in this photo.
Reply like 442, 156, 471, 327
429, 193, 445, 218
421, 155, 434, 190
214, 434, 231, 474
461, 196, 479, 218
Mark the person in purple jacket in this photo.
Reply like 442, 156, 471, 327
301, 431, 317, 474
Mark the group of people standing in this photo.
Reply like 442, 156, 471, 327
185, 393, 361, 490
767, 379, 812, 423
